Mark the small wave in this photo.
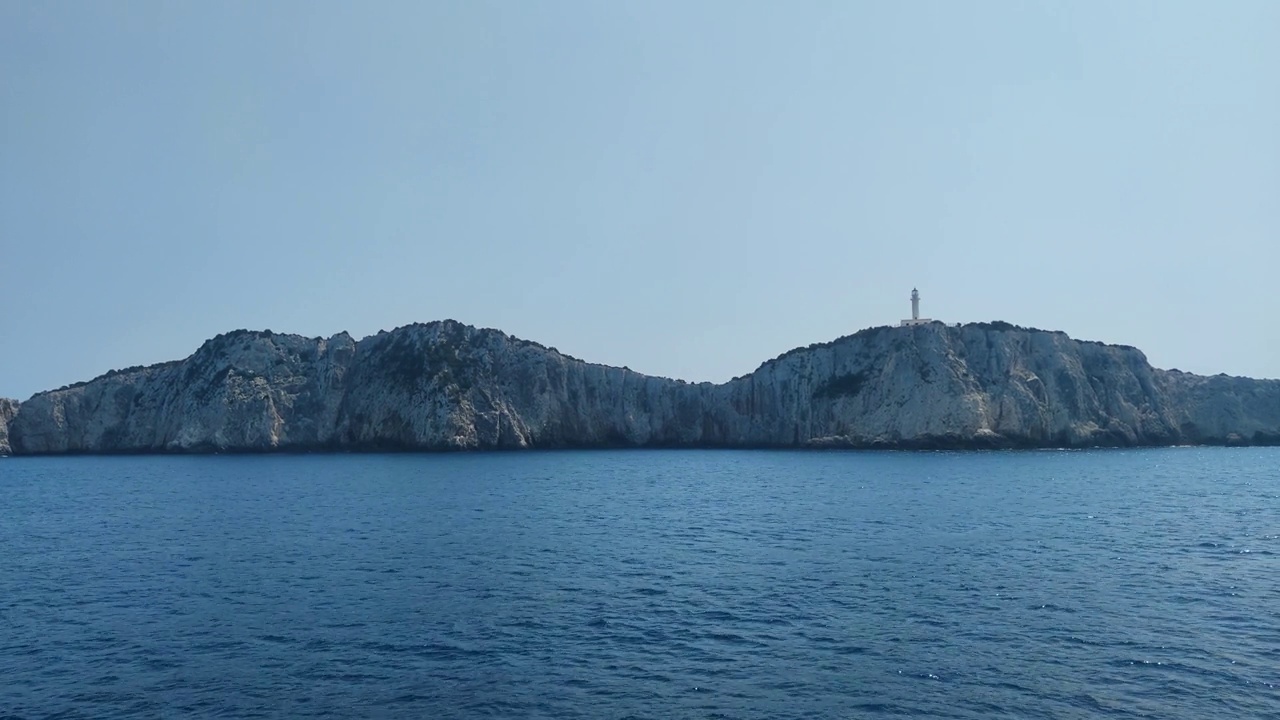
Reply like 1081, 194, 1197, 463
360, 640, 484, 659
1030, 603, 1077, 613
704, 632, 757, 646
833, 645, 868, 655
257, 634, 295, 645
700, 610, 739, 622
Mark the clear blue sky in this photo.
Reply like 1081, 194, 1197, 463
2, 1, 1276, 400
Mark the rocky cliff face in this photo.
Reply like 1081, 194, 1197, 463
0, 398, 19, 455
7, 320, 1279, 454
707, 323, 1279, 448
9, 330, 357, 454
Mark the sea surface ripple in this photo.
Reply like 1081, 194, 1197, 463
1, 448, 1277, 718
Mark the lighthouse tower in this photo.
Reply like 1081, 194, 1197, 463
900, 288, 932, 327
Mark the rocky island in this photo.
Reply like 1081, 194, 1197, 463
2, 320, 1278, 455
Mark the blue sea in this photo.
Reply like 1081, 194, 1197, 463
1, 449, 1277, 719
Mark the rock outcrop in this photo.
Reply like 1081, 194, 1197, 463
0, 398, 19, 455
7, 320, 1279, 454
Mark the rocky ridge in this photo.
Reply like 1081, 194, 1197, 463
4, 320, 1278, 454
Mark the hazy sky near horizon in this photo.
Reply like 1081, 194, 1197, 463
2, 1, 1277, 400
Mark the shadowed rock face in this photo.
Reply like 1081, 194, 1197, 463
7, 321, 1279, 454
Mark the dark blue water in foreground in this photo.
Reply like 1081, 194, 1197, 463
1, 449, 1277, 719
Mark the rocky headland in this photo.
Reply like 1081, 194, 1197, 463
3, 320, 1278, 455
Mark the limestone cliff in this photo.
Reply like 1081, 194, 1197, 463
9, 330, 356, 454
0, 398, 19, 455
7, 321, 1279, 454
709, 323, 1279, 448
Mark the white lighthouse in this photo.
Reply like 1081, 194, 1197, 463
900, 287, 933, 326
